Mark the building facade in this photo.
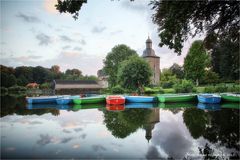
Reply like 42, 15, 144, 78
142, 36, 160, 85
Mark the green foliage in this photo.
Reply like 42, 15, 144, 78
32, 66, 53, 84
204, 86, 215, 93
144, 87, 164, 94
184, 40, 210, 85
183, 108, 209, 139
211, 38, 239, 81
117, 56, 152, 91
1, 73, 17, 88
103, 44, 138, 87
39, 83, 51, 89
160, 68, 179, 88
173, 79, 196, 93
111, 85, 125, 94
204, 84, 240, 93
169, 63, 184, 79
15, 66, 33, 82
151, 1, 239, 54
55, 0, 87, 20
8, 85, 27, 92
17, 75, 28, 86
202, 70, 219, 84
103, 108, 152, 139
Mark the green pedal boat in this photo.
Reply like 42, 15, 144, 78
220, 93, 240, 102
158, 94, 197, 103
73, 96, 106, 104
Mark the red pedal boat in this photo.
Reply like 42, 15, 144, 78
106, 95, 125, 105
106, 104, 125, 111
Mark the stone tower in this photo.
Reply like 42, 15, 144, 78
142, 36, 160, 85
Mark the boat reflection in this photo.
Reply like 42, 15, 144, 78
72, 103, 105, 111
158, 102, 196, 109
221, 103, 240, 109
197, 103, 221, 111
27, 104, 70, 110
106, 104, 125, 111
125, 103, 158, 109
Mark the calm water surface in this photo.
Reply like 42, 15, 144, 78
1, 96, 239, 159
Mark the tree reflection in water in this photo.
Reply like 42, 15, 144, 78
183, 107, 240, 151
102, 108, 155, 139
1, 96, 60, 117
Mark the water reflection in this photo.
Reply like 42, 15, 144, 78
27, 104, 70, 110
1, 95, 239, 159
197, 103, 221, 111
125, 103, 158, 108
106, 104, 125, 111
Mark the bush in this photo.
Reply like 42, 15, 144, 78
144, 87, 164, 94
111, 85, 125, 94
8, 85, 27, 92
204, 86, 216, 93
173, 79, 196, 93
39, 82, 51, 89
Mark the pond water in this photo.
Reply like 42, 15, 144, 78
1, 95, 239, 159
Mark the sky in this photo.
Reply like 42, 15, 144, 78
1, 0, 203, 76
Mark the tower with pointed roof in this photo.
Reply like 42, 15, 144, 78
142, 36, 160, 85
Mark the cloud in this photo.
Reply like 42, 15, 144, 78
62, 129, 71, 133
92, 145, 107, 152
37, 134, 53, 146
72, 144, 80, 149
80, 134, 86, 139
121, 1, 148, 12
146, 146, 161, 159
74, 128, 83, 132
36, 33, 52, 45
73, 47, 82, 51
60, 137, 73, 143
62, 45, 71, 50
1, 51, 104, 75
151, 111, 193, 159
92, 26, 106, 33
16, 12, 40, 23
110, 30, 123, 35
60, 35, 73, 42
79, 39, 86, 45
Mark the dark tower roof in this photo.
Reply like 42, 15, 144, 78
142, 36, 159, 58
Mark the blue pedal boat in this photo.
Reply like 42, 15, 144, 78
56, 95, 80, 105
125, 96, 157, 103
197, 94, 221, 104
26, 96, 65, 104
197, 103, 221, 111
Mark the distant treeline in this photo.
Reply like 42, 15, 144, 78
0, 65, 98, 88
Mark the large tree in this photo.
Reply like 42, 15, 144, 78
151, 1, 239, 54
117, 55, 152, 91
103, 44, 138, 87
211, 38, 239, 81
183, 40, 209, 86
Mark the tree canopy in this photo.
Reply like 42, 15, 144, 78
151, 1, 239, 54
117, 55, 152, 91
103, 44, 138, 87
183, 40, 209, 85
